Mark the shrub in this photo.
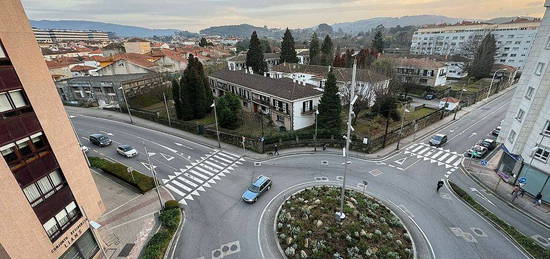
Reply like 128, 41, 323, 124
89, 157, 155, 193
164, 200, 180, 210
142, 208, 182, 259
449, 182, 550, 259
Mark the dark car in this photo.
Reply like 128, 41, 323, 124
466, 145, 488, 158
89, 134, 112, 147
242, 175, 272, 203
429, 134, 448, 147
480, 139, 497, 150
492, 126, 501, 136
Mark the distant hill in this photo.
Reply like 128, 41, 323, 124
200, 24, 284, 38
484, 16, 539, 24
29, 20, 197, 38
332, 15, 463, 34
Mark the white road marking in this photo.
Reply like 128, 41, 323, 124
172, 180, 193, 192
188, 170, 209, 180
220, 151, 240, 158
417, 147, 430, 155
406, 143, 418, 150
213, 155, 233, 164
183, 172, 204, 184
174, 142, 193, 150
412, 145, 424, 152
446, 155, 458, 164
195, 166, 215, 176
431, 151, 443, 159
453, 158, 462, 167
394, 157, 407, 165
100, 130, 113, 136
166, 184, 186, 197
160, 153, 175, 161
438, 153, 450, 161
204, 160, 224, 170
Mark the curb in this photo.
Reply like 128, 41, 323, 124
446, 180, 534, 259
165, 208, 186, 259
459, 162, 550, 230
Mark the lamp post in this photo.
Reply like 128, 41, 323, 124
487, 69, 507, 99
396, 106, 410, 150
314, 109, 319, 151
453, 89, 467, 120
163, 92, 171, 127
118, 86, 134, 124
337, 59, 357, 221
211, 102, 221, 148
144, 143, 163, 209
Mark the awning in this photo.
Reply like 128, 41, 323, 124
501, 144, 522, 161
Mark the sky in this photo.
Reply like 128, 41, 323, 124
20, 0, 546, 32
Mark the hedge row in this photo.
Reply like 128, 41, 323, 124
141, 201, 182, 259
89, 157, 155, 193
449, 182, 550, 259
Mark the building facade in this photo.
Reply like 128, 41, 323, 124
33, 29, 110, 43
209, 70, 323, 131
227, 53, 280, 71
497, 1, 550, 202
410, 20, 540, 70
392, 57, 447, 87
124, 38, 151, 54
0, 1, 105, 258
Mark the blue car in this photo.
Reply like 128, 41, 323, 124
242, 175, 272, 203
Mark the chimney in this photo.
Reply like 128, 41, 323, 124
264, 72, 267, 77
245, 68, 248, 74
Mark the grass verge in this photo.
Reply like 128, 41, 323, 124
142, 201, 182, 259
89, 156, 155, 193
448, 181, 550, 258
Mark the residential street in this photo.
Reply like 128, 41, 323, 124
68, 89, 548, 259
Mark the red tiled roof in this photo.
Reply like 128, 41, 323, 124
109, 53, 157, 68
46, 57, 81, 69
441, 97, 460, 103
393, 57, 445, 69
70, 65, 96, 72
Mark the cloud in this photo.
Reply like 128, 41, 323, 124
20, 0, 546, 32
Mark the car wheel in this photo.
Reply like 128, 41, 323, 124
254, 198, 257, 203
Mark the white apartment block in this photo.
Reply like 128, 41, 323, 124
33, 29, 110, 43
497, 1, 550, 201
410, 20, 540, 70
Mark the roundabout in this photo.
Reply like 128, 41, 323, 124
275, 185, 413, 258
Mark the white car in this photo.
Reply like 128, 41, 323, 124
117, 145, 138, 158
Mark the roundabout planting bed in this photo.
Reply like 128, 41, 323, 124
276, 186, 413, 258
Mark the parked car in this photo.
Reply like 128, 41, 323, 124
116, 145, 138, 158
429, 134, 448, 147
242, 175, 272, 203
466, 145, 488, 158
89, 134, 112, 147
80, 144, 89, 153
492, 126, 501, 136
425, 94, 435, 100
480, 139, 497, 150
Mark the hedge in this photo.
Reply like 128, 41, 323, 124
89, 157, 155, 193
449, 182, 550, 259
142, 200, 182, 259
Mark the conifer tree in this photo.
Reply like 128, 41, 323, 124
372, 30, 384, 53
469, 34, 497, 79
280, 28, 298, 63
246, 31, 267, 74
320, 35, 334, 66
171, 78, 183, 119
317, 72, 341, 134
309, 33, 320, 65
179, 54, 209, 120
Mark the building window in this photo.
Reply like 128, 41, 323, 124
535, 62, 545, 76
546, 36, 550, 49
515, 109, 525, 122
534, 146, 550, 162
59, 230, 99, 259
544, 120, 550, 136
0, 90, 29, 114
0, 132, 49, 167
42, 201, 81, 240
276, 115, 285, 122
0, 44, 5, 59
525, 87, 534, 100
508, 130, 516, 144
22, 169, 65, 207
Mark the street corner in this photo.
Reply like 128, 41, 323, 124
384, 153, 422, 171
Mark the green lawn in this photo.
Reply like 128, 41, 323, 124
354, 106, 438, 138
437, 77, 492, 93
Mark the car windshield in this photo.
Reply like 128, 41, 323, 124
432, 135, 442, 141
248, 184, 260, 193
120, 146, 133, 152
98, 136, 108, 141
474, 146, 485, 152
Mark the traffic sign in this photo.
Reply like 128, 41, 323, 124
518, 177, 527, 184
480, 160, 488, 166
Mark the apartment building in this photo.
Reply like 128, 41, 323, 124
410, 19, 540, 70
0, 0, 104, 258
124, 38, 152, 54
209, 70, 323, 131
497, 1, 550, 202
391, 57, 447, 87
33, 28, 110, 43
227, 53, 280, 71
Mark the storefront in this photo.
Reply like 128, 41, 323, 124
59, 230, 99, 259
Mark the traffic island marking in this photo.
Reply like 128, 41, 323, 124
369, 169, 383, 176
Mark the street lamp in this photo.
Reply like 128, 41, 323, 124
314, 109, 319, 151
143, 143, 163, 209
487, 69, 507, 99
118, 86, 134, 124
211, 102, 221, 148
396, 107, 410, 150
337, 59, 357, 221
453, 89, 467, 120
162, 92, 172, 127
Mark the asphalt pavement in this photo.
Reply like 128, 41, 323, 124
68, 88, 548, 259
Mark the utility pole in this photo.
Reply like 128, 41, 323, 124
453, 89, 466, 120
314, 109, 319, 151
211, 102, 221, 148
487, 69, 506, 99
396, 106, 409, 150
119, 85, 134, 124
337, 58, 357, 221
163, 92, 171, 127
144, 143, 163, 209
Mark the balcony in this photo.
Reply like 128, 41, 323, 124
12, 150, 59, 187
252, 97, 271, 106
33, 185, 75, 224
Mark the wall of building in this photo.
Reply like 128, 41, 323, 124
292, 96, 321, 130
98, 60, 153, 75
124, 42, 151, 54
0, 0, 104, 257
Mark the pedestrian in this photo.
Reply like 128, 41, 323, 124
273, 144, 279, 156
520, 188, 526, 197
322, 144, 327, 151
534, 192, 543, 206
512, 190, 520, 202
437, 179, 444, 192
511, 185, 520, 195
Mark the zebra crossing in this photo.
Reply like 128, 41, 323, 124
161, 150, 244, 205
404, 143, 463, 169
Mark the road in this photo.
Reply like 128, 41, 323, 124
68, 89, 548, 259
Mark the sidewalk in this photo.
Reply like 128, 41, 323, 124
464, 149, 550, 226
66, 84, 515, 162
91, 169, 174, 258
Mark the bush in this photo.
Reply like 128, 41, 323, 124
142, 208, 182, 259
449, 182, 550, 259
164, 200, 180, 210
89, 157, 155, 193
